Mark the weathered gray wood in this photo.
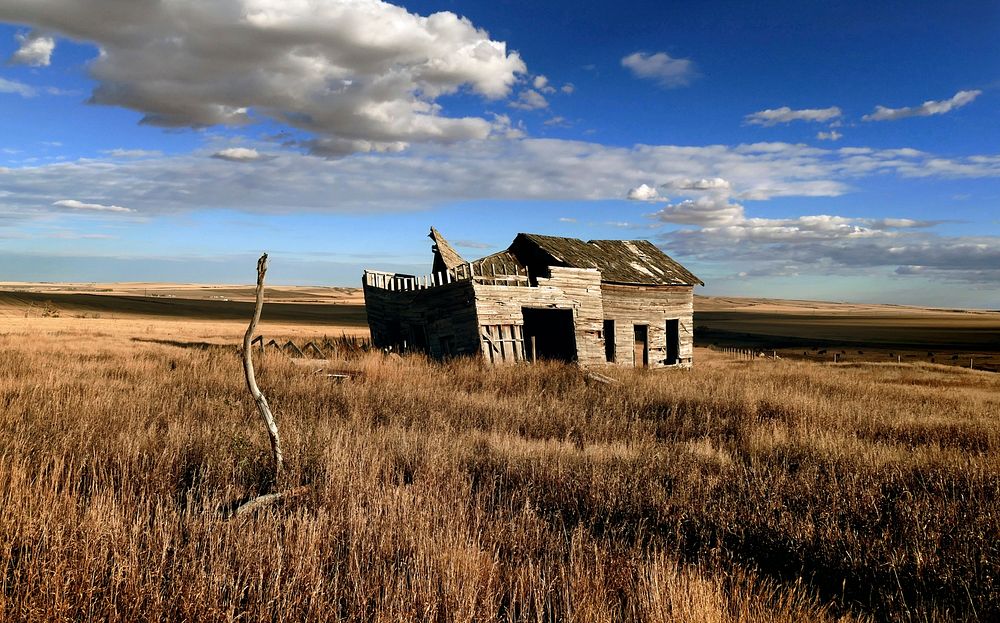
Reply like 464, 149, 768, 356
601, 283, 695, 368
303, 341, 326, 358
233, 484, 311, 518
283, 340, 306, 358
242, 253, 283, 480
363, 262, 696, 369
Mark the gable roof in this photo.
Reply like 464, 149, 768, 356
428, 226, 466, 273
514, 233, 702, 286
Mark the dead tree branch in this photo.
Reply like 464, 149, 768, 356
233, 485, 312, 519
242, 253, 283, 480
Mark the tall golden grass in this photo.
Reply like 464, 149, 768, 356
1, 328, 997, 622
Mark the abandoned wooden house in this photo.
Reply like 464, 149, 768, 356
362, 227, 703, 367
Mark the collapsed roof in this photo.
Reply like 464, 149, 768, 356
429, 228, 702, 287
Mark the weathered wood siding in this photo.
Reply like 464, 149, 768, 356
365, 269, 695, 368
601, 283, 695, 368
363, 280, 480, 359
472, 267, 605, 365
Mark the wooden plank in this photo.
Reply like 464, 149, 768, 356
303, 341, 326, 358
284, 340, 305, 358
499, 324, 507, 361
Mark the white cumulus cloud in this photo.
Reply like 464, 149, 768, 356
664, 177, 732, 191
863, 90, 982, 121
626, 184, 660, 201
9, 30, 54, 66
211, 147, 265, 162
509, 89, 548, 110
651, 195, 745, 226
621, 51, 696, 88
0, 0, 527, 156
817, 131, 843, 141
531, 75, 556, 93
745, 106, 842, 126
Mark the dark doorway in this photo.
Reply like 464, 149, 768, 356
603, 319, 616, 362
666, 319, 680, 364
411, 324, 428, 353
522, 308, 577, 362
633, 324, 648, 367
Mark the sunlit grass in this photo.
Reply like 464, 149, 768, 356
1, 330, 996, 621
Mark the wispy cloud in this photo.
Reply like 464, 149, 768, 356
621, 52, 697, 88
663, 177, 731, 192
745, 106, 842, 126
863, 90, 981, 121
816, 131, 843, 141
0, 76, 37, 98
103, 149, 164, 158
0, 140, 996, 218
0, 138, 996, 288
0, 77, 72, 98
543, 116, 571, 128
47, 231, 116, 240
53, 199, 133, 213
454, 239, 493, 250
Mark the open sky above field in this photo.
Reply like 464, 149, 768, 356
0, 1, 998, 307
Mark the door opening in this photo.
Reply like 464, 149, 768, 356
633, 324, 648, 367
522, 308, 577, 362
603, 319, 616, 362
665, 319, 680, 365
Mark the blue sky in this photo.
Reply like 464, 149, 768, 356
0, 0, 998, 307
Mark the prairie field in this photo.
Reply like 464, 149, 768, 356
1, 287, 998, 622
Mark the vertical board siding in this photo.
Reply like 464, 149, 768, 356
365, 270, 696, 368
472, 267, 605, 366
363, 279, 480, 358
480, 324, 526, 364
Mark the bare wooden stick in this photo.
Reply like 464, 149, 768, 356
243, 253, 283, 480
233, 484, 312, 518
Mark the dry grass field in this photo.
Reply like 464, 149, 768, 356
1, 284, 998, 622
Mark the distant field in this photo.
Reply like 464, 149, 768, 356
0, 284, 367, 348
2, 283, 998, 370
694, 295, 1000, 372
0, 290, 367, 326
